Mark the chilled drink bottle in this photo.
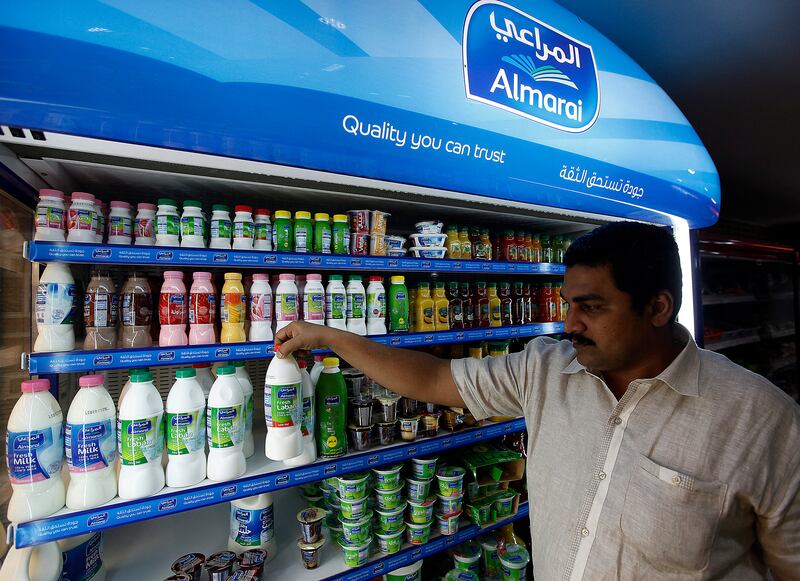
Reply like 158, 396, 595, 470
315, 357, 348, 458
221, 272, 246, 343
189, 272, 216, 345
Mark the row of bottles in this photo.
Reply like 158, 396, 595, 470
444, 225, 573, 262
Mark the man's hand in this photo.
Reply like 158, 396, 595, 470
274, 321, 336, 358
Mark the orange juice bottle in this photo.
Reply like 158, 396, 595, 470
433, 282, 450, 331
445, 225, 461, 259
414, 283, 435, 332
220, 272, 246, 343
487, 283, 502, 327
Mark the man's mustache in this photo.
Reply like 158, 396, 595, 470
565, 333, 596, 346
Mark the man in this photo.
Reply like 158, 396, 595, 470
275, 222, 800, 579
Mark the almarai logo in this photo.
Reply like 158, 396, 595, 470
463, 0, 600, 132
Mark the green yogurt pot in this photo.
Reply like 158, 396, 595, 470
435, 510, 462, 535
437, 493, 463, 515
493, 490, 517, 518
410, 456, 438, 480
338, 512, 372, 544
453, 540, 482, 573
336, 472, 371, 500
499, 544, 530, 580
372, 464, 404, 491
404, 519, 433, 545
405, 478, 433, 502
374, 483, 405, 510
466, 500, 493, 526
480, 536, 501, 577
375, 503, 407, 533
339, 495, 369, 520
375, 526, 405, 554
338, 537, 373, 568
406, 497, 436, 524
444, 569, 479, 581
436, 466, 466, 497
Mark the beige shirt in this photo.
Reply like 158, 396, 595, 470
451, 327, 800, 580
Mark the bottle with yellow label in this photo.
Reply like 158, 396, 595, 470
445, 225, 461, 259
414, 283, 435, 332
459, 227, 472, 260
220, 272, 246, 343
487, 282, 502, 327
433, 282, 450, 331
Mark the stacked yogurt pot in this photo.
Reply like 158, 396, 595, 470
410, 221, 447, 258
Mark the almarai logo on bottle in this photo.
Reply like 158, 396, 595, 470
463, 0, 600, 132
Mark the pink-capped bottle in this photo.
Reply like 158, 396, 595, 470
189, 272, 216, 345
303, 274, 325, 326
249, 273, 273, 341
159, 271, 188, 346
134, 203, 157, 246
274, 273, 298, 333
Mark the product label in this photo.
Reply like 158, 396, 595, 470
211, 218, 232, 239
451, 303, 463, 323
189, 292, 215, 325
109, 215, 133, 238
230, 505, 274, 547
275, 223, 292, 251
367, 291, 386, 319
255, 221, 272, 242
207, 405, 244, 448
221, 292, 244, 323
135, 217, 155, 241
518, 245, 529, 262
502, 302, 513, 322
122, 292, 153, 327
250, 292, 272, 322
156, 214, 179, 236
295, 224, 310, 252
159, 292, 187, 325
118, 415, 163, 466
65, 420, 115, 473
68, 208, 95, 232
490, 303, 500, 322
317, 230, 332, 254
37, 206, 64, 230
166, 407, 205, 456
319, 394, 345, 457
84, 291, 118, 328
6, 426, 63, 484
300, 395, 314, 438
437, 306, 449, 325
36, 282, 76, 325
264, 383, 299, 428
60, 531, 103, 581
234, 220, 254, 240
244, 393, 254, 432
275, 292, 298, 322
180, 216, 204, 237
332, 225, 348, 254
507, 245, 518, 261
305, 292, 324, 321
326, 291, 346, 321
347, 292, 365, 319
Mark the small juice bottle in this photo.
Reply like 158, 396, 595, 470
447, 282, 463, 330
530, 235, 543, 263
499, 282, 513, 326
414, 283, 435, 332
459, 227, 472, 260
487, 282, 502, 327
461, 282, 475, 328
479, 228, 493, 260
516, 231, 529, 263
220, 272, 246, 343
433, 282, 450, 331
388, 276, 409, 333
408, 284, 419, 331
445, 225, 461, 259
474, 282, 490, 328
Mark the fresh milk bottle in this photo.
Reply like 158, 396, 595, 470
57, 532, 105, 581
346, 275, 367, 336
284, 359, 316, 467
165, 368, 206, 487
228, 493, 276, 562
6, 379, 65, 522
193, 363, 215, 400
274, 274, 298, 333
264, 349, 302, 461
206, 366, 246, 481
34, 263, 76, 353
65, 374, 117, 509
233, 361, 255, 459
325, 275, 347, 331
0, 541, 62, 581
117, 371, 165, 499
309, 354, 325, 385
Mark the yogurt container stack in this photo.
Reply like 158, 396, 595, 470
410, 221, 447, 258
347, 209, 400, 257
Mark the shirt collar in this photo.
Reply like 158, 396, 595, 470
561, 324, 701, 397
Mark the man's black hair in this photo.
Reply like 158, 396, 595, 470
563, 222, 682, 318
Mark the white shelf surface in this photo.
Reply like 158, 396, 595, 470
702, 294, 756, 306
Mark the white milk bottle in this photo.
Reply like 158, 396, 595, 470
264, 350, 302, 461
248, 274, 273, 341
179, 200, 205, 248
232, 205, 254, 250
165, 368, 206, 487
206, 366, 246, 481
57, 532, 105, 581
34, 263, 76, 353
66, 192, 97, 243
366, 276, 387, 335
325, 275, 347, 330
155, 198, 180, 247
253, 209, 273, 251
0, 542, 62, 581
107, 201, 133, 245
274, 274, 298, 333
228, 493, 276, 561
193, 363, 215, 399
309, 354, 325, 385
303, 274, 325, 326
284, 359, 316, 467
117, 371, 165, 499
346, 275, 367, 336
209, 204, 232, 249
233, 361, 255, 459
34, 189, 66, 242
6, 379, 65, 522
65, 374, 117, 510
133, 203, 156, 246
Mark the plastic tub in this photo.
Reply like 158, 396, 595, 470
375, 526, 405, 554
339, 495, 369, 520
336, 472, 371, 500
297, 537, 325, 569
436, 510, 462, 535
404, 519, 433, 545
498, 544, 530, 580
338, 537, 372, 568
406, 497, 436, 524
370, 210, 390, 235
369, 234, 387, 256
414, 221, 443, 234
384, 559, 423, 581
374, 484, 405, 510
405, 478, 433, 502
297, 507, 326, 543
387, 249, 406, 257
444, 570, 479, 581
338, 512, 372, 544
436, 466, 466, 497
375, 503, 407, 533
466, 501, 492, 525
385, 235, 406, 250
410, 246, 447, 259
453, 540, 482, 573
494, 490, 517, 518
347, 210, 370, 233
437, 493, 463, 515
348, 424, 372, 451
350, 232, 369, 255
409, 233, 448, 247
480, 536, 501, 577
372, 464, 404, 490
377, 421, 397, 445
399, 416, 420, 441
410, 456, 438, 480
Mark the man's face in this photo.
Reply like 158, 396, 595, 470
561, 264, 652, 371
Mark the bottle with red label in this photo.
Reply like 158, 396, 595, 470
460, 282, 475, 329
474, 282, 490, 328
447, 282, 464, 330
189, 272, 216, 345
501, 230, 517, 262
539, 283, 556, 323
516, 231, 529, 263
499, 282, 513, 326
512, 282, 526, 325
159, 271, 188, 346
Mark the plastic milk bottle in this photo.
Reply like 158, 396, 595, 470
264, 349, 302, 461
165, 368, 207, 488
228, 493, 276, 562
233, 361, 255, 459
34, 263, 76, 353
206, 366, 246, 481
284, 359, 316, 467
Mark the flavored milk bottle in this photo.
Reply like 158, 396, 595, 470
274, 274, 298, 333
193, 363, 214, 400
188, 272, 216, 345
264, 350, 302, 461
206, 366, 246, 481
6, 379, 65, 522
220, 272, 246, 343
233, 361, 255, 459
65, 374, 117, 509
165, 368, 207, 487
325, 275, 347, 331
346, 275, 367, 336
158, 271, 188, 346
315, 357, 347, 458
83, 271, 118, 350
228, 493, 276, 562
119, 273, 152, 348
284, 359, 316, 467
248, 274, 273, 341
366, 276, 387, 335
34, 263, 76, 353
117, 371, 165, 499
296, 274, 306, 320
303, 274, 325, 326
57, 532, 105, 581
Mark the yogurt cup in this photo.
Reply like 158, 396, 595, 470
370, 210, 390, 235
399, 416, 420, 441
297, 507, 327, 543
466, 501, 492, 525
350, 232, 369, 255
405, 477, 433, 502
444, 570, 479, 581
339, 495, 369, 520
410, 246, 447, 259
409, 233, 448, 247
480, 536, 502, 577
377, 421, 397, 445
336, 472, 371, 500
387, 248, 406, 257
348, 424, 372, 451
406, 497, 436, 524
405, 519, 433, 545
297, 537, 325, 570
347, 209, 370, 233
499, 544, 530, 580
437, 492, 463, 516
493, 490, 517, 518
375, 526, 405, 554
338, 537, 373, 568
325, 517, 344, 544
369, 234, 387, 256
410, 456, 438, 480
421, 412, 441, 436
436, 510, 462, 535
338, 512, 372, 544
372, 463, 403, 490
171, 553, 205, 579
453, 540, 482, 574
436, 466, 466, 497
414, 220, 443, 234
375, 502, 407, 533
374, 483, 405, 510
384, 560, 423, 581
385, 235, 406, 250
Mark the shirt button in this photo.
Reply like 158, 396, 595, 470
598, 471, 606, 480
581, 527, 590, 537
613, 417, 622, 425
672, 475, 682, 485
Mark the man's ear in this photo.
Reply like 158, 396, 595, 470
648, 290, 675, 328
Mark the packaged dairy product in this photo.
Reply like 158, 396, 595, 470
209, 204, 232, 249
155, 198, 180, 247
228, 494, 276, 561
284, 359, 316, 467
65, 374, 117, 509
221, 272, 246, 343
107, 201, 133, 245
332, 214, 349, 254
0, 541, 61, 581
206, 366, 246, 481
366, 276, 387, 335
325, 275, 347, 330
303, 274, 325, 326
309, 354, 325, 385
189, 272, 216, 345
294, 211, 312, 253
313, 213, 331, 254
34, 189, 66, 242
315, 358, 347, 458
119, 273, 152, 348
6, 379, 65, 522
272, 210, 293, 252
275, 274, 298, 333
34, 263, 76, 353
346, 276, 367, 336
388, 276, 409, 333
117, 371, 165, 499
296, 274, 306, 320
264, 350, 302, 461
233, 361, 255, 459
58, 532, 105, 581
253, 208, 273, 251
193, 363, 215, 399
134, 203, 157, 246
233, 205, 254, 250
179, 200, 205, 248
248, 274, 273, 341
159, 271, 188, 346
165, 369, 207, 487
94, 201, 106, 243
66, 192, 97, 243
84, 271, 118, 350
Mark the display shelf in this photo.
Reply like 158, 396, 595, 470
705, 333, 761, 352
25, 322, 564, 373
701, 294, 756, 306
12, 418, 525, 548
101, 486, 529, 580
26, 241, 566, 275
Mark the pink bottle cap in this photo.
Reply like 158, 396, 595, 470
71, 192, 94, 202
39, 189, 64, 200
307, 274, 322, 281
298, 359, 307, 369
79, 374, 105, 388
279, 273, 295, 281
137, 202, 157, 211
110, 201, 132, 210
164, 271, 184, 278
314, 354, 325, 362
252, 273, 267, 281
194, 272, 212, 279
21, 379, 51, 393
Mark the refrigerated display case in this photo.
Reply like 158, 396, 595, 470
0, 1, 720, 578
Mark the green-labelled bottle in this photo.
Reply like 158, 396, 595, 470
315, 357, 348, 458
388, 275, 409, 333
